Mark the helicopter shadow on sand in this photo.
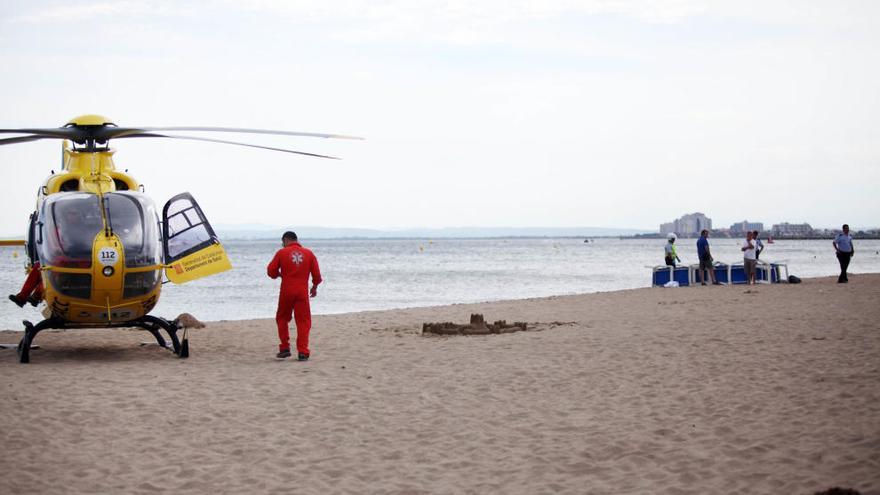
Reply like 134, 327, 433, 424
0, 330, 192, 364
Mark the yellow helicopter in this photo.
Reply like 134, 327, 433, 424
1, 114, 356, 363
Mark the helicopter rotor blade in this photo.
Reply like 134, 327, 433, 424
0, 124, 362, 155
0, 134, 52, 146
113, 126, 363, 141
0, 128, 83, 140
120, 132, 342, 159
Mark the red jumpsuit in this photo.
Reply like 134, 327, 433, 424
267, 242, 322, 355
14, 262, 43, 303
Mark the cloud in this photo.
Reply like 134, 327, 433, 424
4, 1, 195, 23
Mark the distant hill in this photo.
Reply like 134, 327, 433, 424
214, 224, 653, 240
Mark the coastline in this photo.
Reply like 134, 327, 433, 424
1, 274, 878, 494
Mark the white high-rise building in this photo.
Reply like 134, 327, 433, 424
659, 212, 712, 237
771, 223, 813, 237
730, 220, 764, 234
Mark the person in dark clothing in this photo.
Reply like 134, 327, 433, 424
695, 229, 718, 285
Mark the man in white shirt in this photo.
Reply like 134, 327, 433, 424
741, 231, 757, 285
752, 230, 764, 260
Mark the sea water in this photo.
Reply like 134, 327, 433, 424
2, 238, 879, 330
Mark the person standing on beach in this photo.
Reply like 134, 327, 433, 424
752, 230, 764, 260
696, 230, 718, 285
267, 231, 322, 360
664, 233, 681, 267
742, 231, 757, 284
832, 224, 854, 283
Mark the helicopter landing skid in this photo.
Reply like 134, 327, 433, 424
0, 343, 38, 350
16, 315, 189, 363
17, 317, 64, 364
135, 315, 189, 359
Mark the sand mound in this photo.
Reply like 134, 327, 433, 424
173, 313, 206, 329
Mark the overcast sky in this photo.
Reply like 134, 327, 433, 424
1, 0, 878, 236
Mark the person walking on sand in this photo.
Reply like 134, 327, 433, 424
664, 233, 681, 267
742, 231, 757, 285
833, 224, 854, 283
696, 229, 718, 285
267, 231, 322, 360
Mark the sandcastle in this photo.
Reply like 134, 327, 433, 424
422, 314, 527, 335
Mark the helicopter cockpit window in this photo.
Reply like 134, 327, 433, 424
104, 192, 161, 268
165, 199, 214, 261
40, 193, 104, 268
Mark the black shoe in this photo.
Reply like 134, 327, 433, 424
276, 349, 292, 359
8, 295, 24, 308
297, 353, 309, 361
26, 294, 41, 307
701, 282, 707, 286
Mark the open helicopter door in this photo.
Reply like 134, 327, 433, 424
162, 193, 232, 284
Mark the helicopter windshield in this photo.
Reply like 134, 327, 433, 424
38, 192, 162, 269
104, 192, 161, 267
40, 193, 104, 268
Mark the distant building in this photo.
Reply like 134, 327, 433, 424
771, 222, 813, 238
730, 220, 764, 235
660, 212, 712, 237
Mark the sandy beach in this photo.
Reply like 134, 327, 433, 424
1, 274, 878, 494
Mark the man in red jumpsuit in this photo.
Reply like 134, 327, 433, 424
266, 231, 322, 360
